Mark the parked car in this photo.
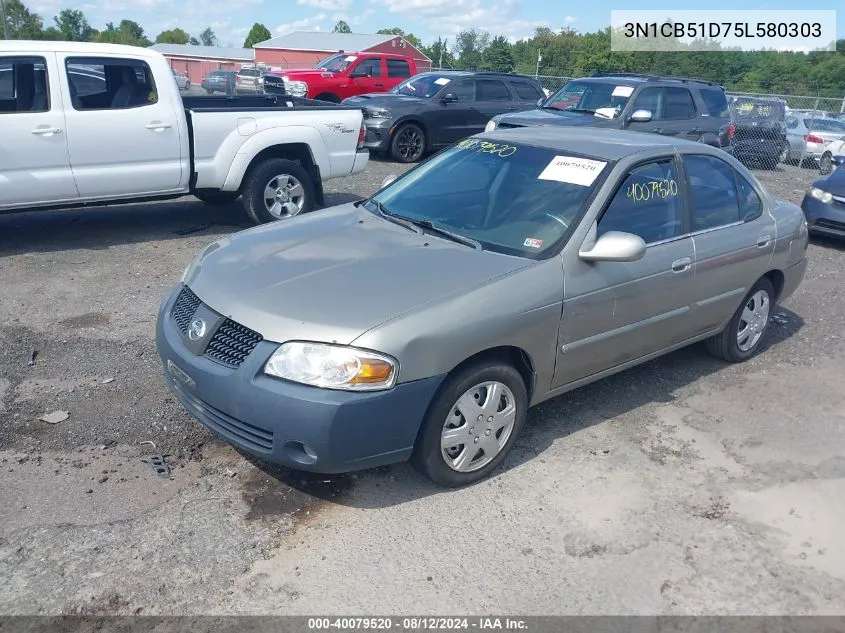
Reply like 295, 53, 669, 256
202, 70, 236, 95
820, 138, 845, 174
268, 51, 420, 103
785, 114, 845, 169
236, 65, 268, 93
728, 96, 788, 169
171, 68, 190, 92
0, 41, 369, 224
157, 127, 807, 487
342, 71, 546, 162
801, 154, 845, 237
485, 73, 733, 152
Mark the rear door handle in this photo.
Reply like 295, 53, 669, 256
671, 257, 692, 273
145, 122, 172, 130
756, 235, 772, 248
31, 127, 62, 135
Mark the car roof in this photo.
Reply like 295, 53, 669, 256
481, 127, 721, 161
421, 70, 539, 81
576, 73, 722, 88
1, 39, 159, 57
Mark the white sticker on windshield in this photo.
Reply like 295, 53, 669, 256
612, 85, 634, 97
434, 78, 451, 85
345, 55, 358, 62
538, 156, 607, 187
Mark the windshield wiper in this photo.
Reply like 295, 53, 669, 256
540, 105, 563, 111
367, 199, 423, 234
412, 219, 482, 250
568, 107, 596, 114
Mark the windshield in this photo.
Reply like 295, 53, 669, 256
369, 139, 609, 259
314, 54, 356, 72
544, 80, 632, 119
391, 74, 452, 98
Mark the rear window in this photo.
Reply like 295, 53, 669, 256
699, 87, 729, 117
386, 58, 411, 78
732, 97, 785, 120
511, 81, 543, 100
239, 69, 258, 77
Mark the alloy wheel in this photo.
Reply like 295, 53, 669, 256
263, 174, 306, 219
737, 290, 770, 352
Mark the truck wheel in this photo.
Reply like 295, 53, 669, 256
194, 191, 240, 205
314, 93, 340, 103
390, 123, 426, 163
241, 158, 315, 224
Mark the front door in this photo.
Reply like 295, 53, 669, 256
349, 57, 385, 97
626, 86, 700, 142
473, 79, 516, 132
0, 53, 78, 209
428, 78, 477, 146
554, 156, 696, 388
58, 54, 184, 198
681, 153, 777, 335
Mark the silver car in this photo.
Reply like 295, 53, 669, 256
786, 114, 845, 166
156, 128, 808, 487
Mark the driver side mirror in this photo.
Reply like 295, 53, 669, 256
441, 93, 458, 103
629, 109, 652, 123
579, 231, 646, 262
381, 174, 398, 189
536, 97, 544, 108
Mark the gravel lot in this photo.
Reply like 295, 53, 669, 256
1, 156, 844, 616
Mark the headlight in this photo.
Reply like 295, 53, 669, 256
283, 78, 308, 97
264, 341, 398, 391
484, 119, 497, 133
365, 107, 392, 119
809, 187, 833, 203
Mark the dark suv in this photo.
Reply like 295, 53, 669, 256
487, 73, 732, 151
342, 71, 545, 162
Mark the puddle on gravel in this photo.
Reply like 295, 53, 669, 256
240, 462, 354, 522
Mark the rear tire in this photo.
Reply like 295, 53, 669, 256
194, 191, 240, 205
411, 359, 528, 487
705, 277, 775, 363
241, 158, 315, 225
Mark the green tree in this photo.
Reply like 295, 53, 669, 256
97, 20, 151, 46
3, 0, 44, 39
189, 36, 200, 45
40, 26, 63, 40
156, 28, 191, 44
198, 26, 217, 46
482, 35, 513, 72
421, 37, 455, 68
243, 22, 271, 48
333, 20, 350, 33
454, 28, 490, 69
376, 27, 421, 49
54, 8, 94, 41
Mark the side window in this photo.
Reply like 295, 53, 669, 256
510, 81, 543, 101
66, 58, 157, 111
736, 172, 763, 221
631, 87, 660, 116
476, 79, 510, 101
354, 58, 382, 78
683, 155, 741, 231
698, 87, 729, 117
449, 80, 475, 102
597, 159, 683, 244
661, 88, 696, 120
0, 57, 50, 114
386, 59, 411, 78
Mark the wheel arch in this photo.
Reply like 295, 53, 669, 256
229, 141, 324, 205
444, 345, 536, 402
763, 269, 785, 302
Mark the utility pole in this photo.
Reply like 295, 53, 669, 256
1, 0, 9, 40
438, 37, 446, 70
535, 50, 542, 78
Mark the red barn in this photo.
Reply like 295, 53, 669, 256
253, 31, 431, 71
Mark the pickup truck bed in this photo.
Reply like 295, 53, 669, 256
1, 42, 369, 225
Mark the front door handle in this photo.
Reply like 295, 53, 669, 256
671, 257, 692, 273
145, 122, 172, 131
756, 235, 772, 248
31, 127, 63, 135
374, 83, 384, 88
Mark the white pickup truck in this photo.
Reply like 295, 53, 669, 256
0, 41, 369, 224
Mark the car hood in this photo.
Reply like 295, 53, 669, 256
278, 69, 338, 80
498, 108, 616, 127
815, 167, 845, 196
343, 93, 424, 107
186, 203, 531, 346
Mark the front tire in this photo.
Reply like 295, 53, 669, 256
411, 360, 528, 487
390, 123, 426, 163
241, 158, 315, 225
705, 277, 775, 362
820, 153, 833, 175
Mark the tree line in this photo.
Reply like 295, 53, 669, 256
4, 1, 844, 98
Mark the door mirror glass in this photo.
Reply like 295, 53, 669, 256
630, 109, 653, 123
537, 97, 544, 107
579, 231, 646, 262
441, 93, 458, 103
381, 175, 398, 189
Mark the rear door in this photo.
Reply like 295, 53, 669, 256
59, 54, 185, 197
555, 156, 696, 388
0, 53, 79, 208
681, 153, 776, 335
384, 58, 412, 91
474, 79, 516, 124
507, 79, 545, 111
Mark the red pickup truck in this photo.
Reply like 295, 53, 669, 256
269, 52, 419, 103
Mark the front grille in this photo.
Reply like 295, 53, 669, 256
172, 286, 201, 335
815, 219, 845, 233
204, 319, 263, 368
171, 379, 273, 452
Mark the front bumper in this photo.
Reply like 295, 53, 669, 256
361, 118, 393, 152
155, 285, 444, 473
801, 194, 845, 238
